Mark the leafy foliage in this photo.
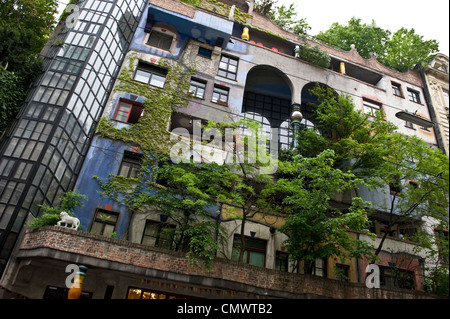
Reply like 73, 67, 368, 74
26, 191, 87, 228
0, 0, 58, 133
254, 0, 311, 36
262, 150, 377, 268
380, 28, 439, 72
316, 17, 439, 71
0, 71, 27, 134
316, 17, 391, 59
295, 42, 331, 69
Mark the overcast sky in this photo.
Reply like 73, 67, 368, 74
57, 0, 449, 56
278, 0, 449, 56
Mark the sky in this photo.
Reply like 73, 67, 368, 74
56, 0, 450, 56
277, 0, 449, 56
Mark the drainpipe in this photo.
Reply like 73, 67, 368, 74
419, 70, 447, 155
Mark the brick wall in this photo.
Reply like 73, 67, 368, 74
19, 226, 439, 299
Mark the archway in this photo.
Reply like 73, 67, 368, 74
241, 65, 294, 150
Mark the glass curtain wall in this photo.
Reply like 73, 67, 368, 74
0, 0, 147, 275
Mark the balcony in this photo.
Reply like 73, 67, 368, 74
12, 226, 439, 299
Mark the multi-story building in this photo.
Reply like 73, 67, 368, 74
421, 53, 449, 155
0, 0, 445, 299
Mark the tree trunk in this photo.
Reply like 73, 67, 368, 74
238, 208, 247, 263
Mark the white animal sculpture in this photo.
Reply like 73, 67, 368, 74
57, 211, 80, 230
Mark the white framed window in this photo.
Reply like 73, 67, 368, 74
363, 98, 381, 117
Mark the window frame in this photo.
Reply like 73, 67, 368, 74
391, 81, 404, 97
212, 84, 229, 105
133, 61, 167, 88
218, 54, 239, 80
232, 234, 267, 267
198, 47, 212, 59
90, 209, 119, 237
146, 30, 174, 51
362, 98, 382, 117
141, 219, 176, 250
188, 78, 207, 99
112, 99, 144, 124
407, 88, 421, 104
118, 151, 143, 178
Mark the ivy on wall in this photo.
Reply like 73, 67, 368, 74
96, 53, 195, 155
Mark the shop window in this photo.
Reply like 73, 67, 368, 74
118, 151, 143, 178
232, 234, 266, 267
127, 287, 196, 299
113, 99, 144, 124
134, 62, 167, 88
90, 209, 119, 237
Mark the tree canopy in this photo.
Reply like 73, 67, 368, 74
0, 0, 58, 135
316, 17, 439, 71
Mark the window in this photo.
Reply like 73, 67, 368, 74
134, 62, 167, 88
188, 78, 206, 99
90, 209, 118, 237
443, 90, 449, 108
434, 229, 449, 264
405, 120, 415, 129
147, 30, 173, 50
275, 251, 289, 272
127, 287, 194, 299
380, 266, 415, 290
363, 98, 381, 117
198, 47, 212, 58
212, 85, 229, 105
335, 264, 350, 282
118, 151, 142, 178
232, 235, 266, 267
218, 55, 238, 80
391, 82, 403, 97
407, 89, 421, 104
304, 258, 327, 277
113, 100, 144, 124
141, 220, 175, 250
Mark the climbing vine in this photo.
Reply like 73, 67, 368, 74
96, 53, 195, 155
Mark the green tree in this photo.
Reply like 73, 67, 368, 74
380, 27, 439, 72
0, 71, 27, 134
0, 0, 58, 134
293, 84, 449, 286
261, 149, 377, 270
316, 17, 391, 59
316, 18, 439, 72
254, 0, 311, 36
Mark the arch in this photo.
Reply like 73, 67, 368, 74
244, 65, 293, 101
242, 65, 294, 150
